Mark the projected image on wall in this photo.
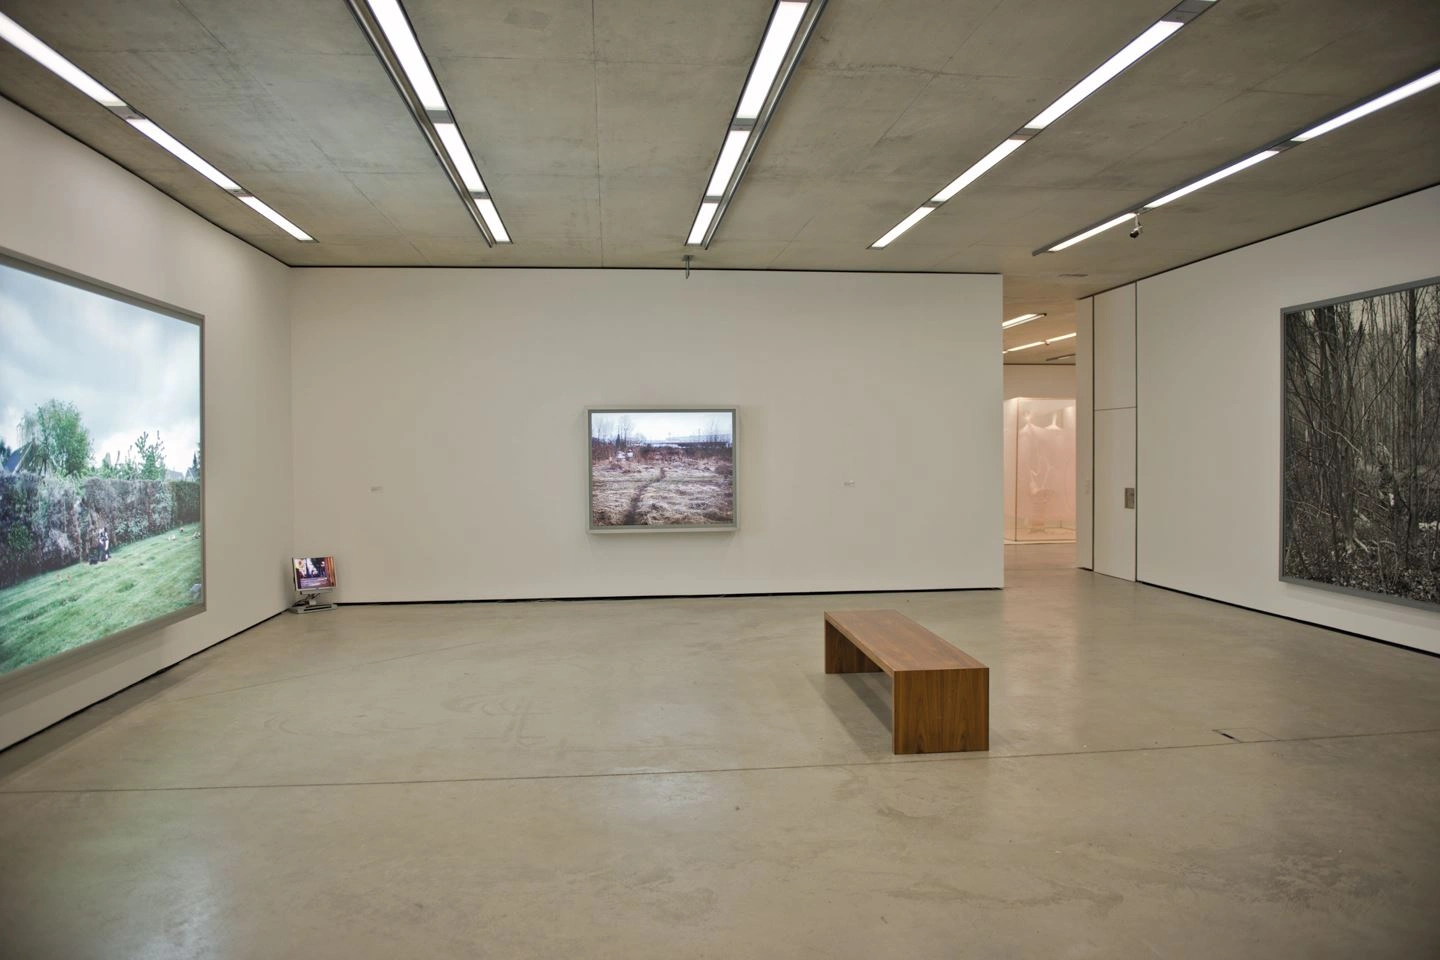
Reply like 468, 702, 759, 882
0, 256, 203, 676
589, 409, 736, 531
1282, 277, 1439, 608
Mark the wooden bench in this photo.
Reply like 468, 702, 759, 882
824, 610, 989, 754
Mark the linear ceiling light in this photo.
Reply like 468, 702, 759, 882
1004, 331, 1075, 354
871, 206, 935, 249
0, 12, 314, 241
1002, 312, 1047, 329
870, 0, 1217, 250
1036, 63, 1440, 254
1292, 66, 1440, 142
347, 0, 510, 245
685, 1, 827, 249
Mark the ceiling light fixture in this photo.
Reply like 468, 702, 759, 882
1036, 62, 1440, 254
871, 0, 1217, 250
0, 12, 124, 107
1292, 67, 1440, 142
1004, 330, 1076, 354
1002, 312, 1047, 329
347, 0, 510, 245
0, 12, 314, 241
685, 1, 828, 249
1046, 353, 1077, 363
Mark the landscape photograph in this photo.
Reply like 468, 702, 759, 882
0, 260, 203, 675
1282, 278, 1440, 606
589, 409, 736, 530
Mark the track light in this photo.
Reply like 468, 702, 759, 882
871, 0, 1217, 250
347, 0, 511, 245
0, 12, 314, 241
1036, 63, 1440, 255
686, 1, 827, 248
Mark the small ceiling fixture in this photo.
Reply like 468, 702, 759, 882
870, 0, 1218, 249
0, 12, 315, 241
346, 0, 511, 245
1037, 63, 1440, 254
685, 1, 828, 248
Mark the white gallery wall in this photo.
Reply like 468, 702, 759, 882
1074, 299, 1094, 569
290, 269, 1003, 601
1136, 186, 1440, 654
1092, 285, 1137, 582
0, 100, 296, 749
1003, 363, 1075, 400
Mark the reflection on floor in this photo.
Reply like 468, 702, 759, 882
1, 543, 1438, 958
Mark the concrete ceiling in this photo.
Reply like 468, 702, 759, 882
0, 0, 1437, 364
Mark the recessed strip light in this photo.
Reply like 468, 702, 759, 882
1025, 21, 1182, 130
433, 122, 486, 193
362, 0, 447, 112
348, 0, 511, 245
126, 119, 242, 191
1145, 151, 1278, 209
735, 2, 809, 120
871, 0, 1216, 250
688, 202, 720, 245
1004, 331, 1076, 354
1046, 353, 1077, 363
706, 129, 752, 196
686, 1, 827, 249
0, 12, 314, 241
1002, 312, 1046, 329
1048, 213, 1137, 253
932, 139, 1027, 203
1035, 62, 1440, 255
870, 205, 937, 249
1292, 66, 1440, 142
0, 13, 124, 107
237, 196, 314, 242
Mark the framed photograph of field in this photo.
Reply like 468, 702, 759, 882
588, 408, 737, 532
1281, 276, 1439, 609
0, 249, 205, 681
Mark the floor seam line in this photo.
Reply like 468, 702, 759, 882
4, 727, 1437, 796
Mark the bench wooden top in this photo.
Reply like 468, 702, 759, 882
824, 609, 985, 675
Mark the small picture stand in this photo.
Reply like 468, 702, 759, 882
288, 593, 335, 614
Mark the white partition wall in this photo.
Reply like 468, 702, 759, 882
1136, 187, 1440, 654
0, 100, 295, 749
1091, 285, 1137, 581
290, 269, 1003, 601
1075, 298, 1094, 569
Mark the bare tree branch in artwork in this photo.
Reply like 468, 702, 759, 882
1282, 279, 1440, 604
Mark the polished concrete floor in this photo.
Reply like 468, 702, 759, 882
2, 545, 1438, 958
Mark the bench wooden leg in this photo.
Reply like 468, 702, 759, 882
892, 668, 989, 754
825, 621, 883, 674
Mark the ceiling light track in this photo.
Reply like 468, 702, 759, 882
686, 0, 828, 249
345, 0, 510, 245
870, 0, 1218, 250
1035, 63, 1440, 254
0, 11, 315, 242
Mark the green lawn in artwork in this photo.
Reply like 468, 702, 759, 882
0, 526, 202, 674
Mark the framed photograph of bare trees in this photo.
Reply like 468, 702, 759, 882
588, 409, 737, 532
1282, 277, 1440, 608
